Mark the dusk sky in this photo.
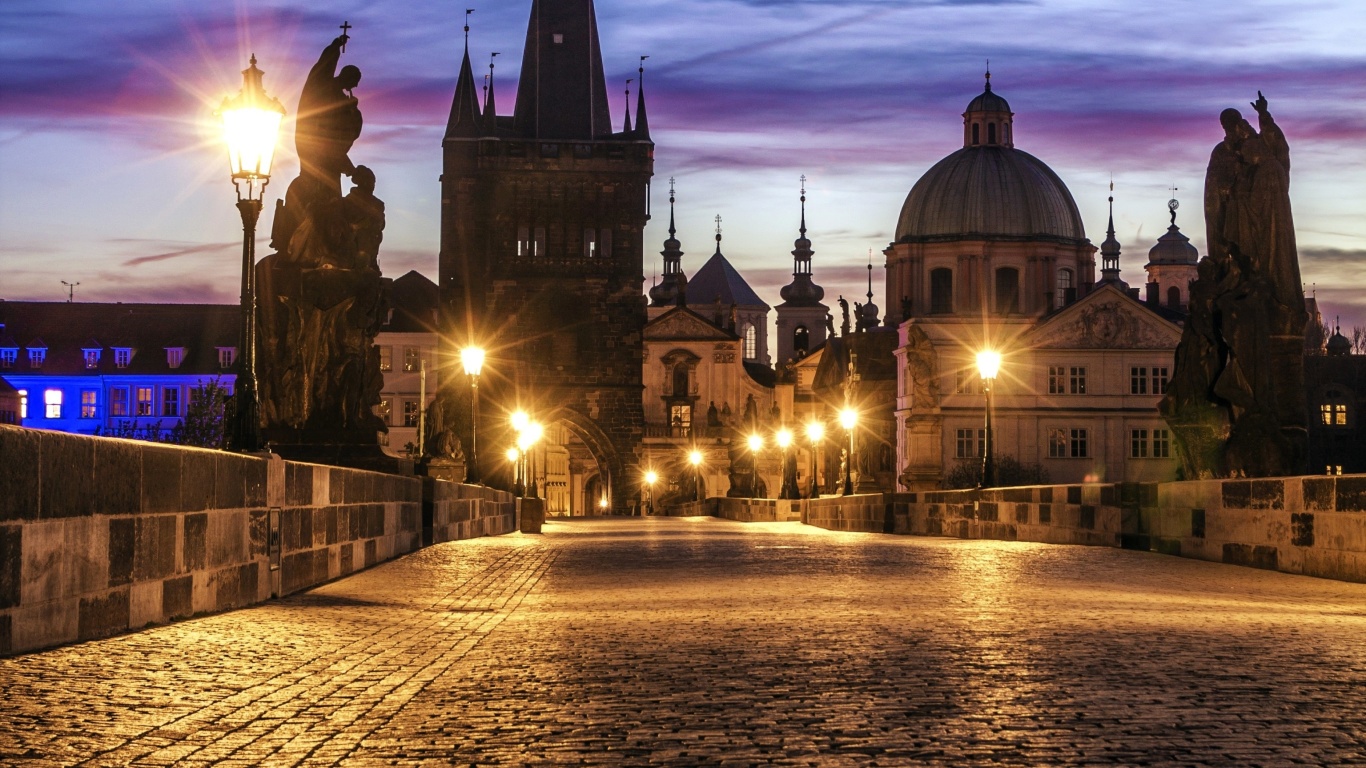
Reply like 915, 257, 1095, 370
2, 0, 1363, 332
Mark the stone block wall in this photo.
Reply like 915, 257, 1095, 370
0, 426, 515, 655
802, 495, 895, 533
424, 479, 517, 544
894, 485, 1124, 548
714, 498, 801, 523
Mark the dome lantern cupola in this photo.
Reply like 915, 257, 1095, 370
1098, 186, 1127, 288
778, 176, 825, 307
963, 67, 1014, 148
648, 177, 686, 307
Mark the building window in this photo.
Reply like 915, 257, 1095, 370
218, 348, 236, 369
971, 123, 980, 145
28, 348, 45, 368
84, 349, 100, 369
111, 387, 129, 417
114, 348, 132, 368
136, 387, 153, 416
1056, 269, 1073, 308
166, 348, 184, 369
402, 400, 420, 427
376, 397, 392, 425
81, 390, 98, 419
1070, 429, 1089, 458
1048, 428, 1067, 458
1153, 429, 1171, 458
1130, 367, 1148, 395
1047, 365, 1065, 395
742, 324, 756, 360
583, 228, 597, 258
1152, 367, 1169, 395
994, 267, 1019, 314
1070, 367, 1087, 395
378, 346, 392, 372
955, 428, 985, 459
794, 325, 810, 356
930, 268, 953, 314
1130, 429, 1149, 458
1167, 286, 1181, 308
403, 347, 424, 372
987, 122, 997, 144
670, 404, 692, 437
1328, 465, 1343, 476
671, 364, 689, 397
1320, 403, 1348, 426
162, 387, 180, 417
0, 348, 15, 368
955, 369, 980, 395
44, 389, 62, 419
17, 389, 26, 419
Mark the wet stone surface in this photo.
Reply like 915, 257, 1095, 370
2, 517, 1366, 766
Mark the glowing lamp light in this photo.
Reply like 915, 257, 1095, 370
644, 470, 659, 485
505, 447, 520, 463
839, 408, 858, 431
599, 497, 610, 509
976, 350, 1002, 381
689, 450, 703, 467
776, 428, 792, 449
806, 421, 825, 442
460, 347, 485, 377
511, 410, 530, 432
747, 434, 763, 452
525, 421, 544, 445
516, 432, 532, 452
220, 56, 285, 194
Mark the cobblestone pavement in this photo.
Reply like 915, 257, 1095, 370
3, 518, 1366, 766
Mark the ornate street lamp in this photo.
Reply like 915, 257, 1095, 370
976, 350, 1002, 488
839, 408, 858, 496
643, 469, 658, 516
776, 428, 799, 500
523, 421, 544, 498
220, 55, 284, 452
460, 347, 485, 483
805, 421, 824, 498
688, 449, 704, 502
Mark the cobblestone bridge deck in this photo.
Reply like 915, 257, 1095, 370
3, 517, 1365, 766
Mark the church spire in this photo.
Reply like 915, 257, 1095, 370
962, 66, 1013, 148
483, 52, 500, 136
1099, 182, 1125, 286
779, 176, 824, 307
622, 79, 633, 133
445, 9, 483, 139
513, 0, 612, 139
649, 178, 686, 307
635, 56, 651, 139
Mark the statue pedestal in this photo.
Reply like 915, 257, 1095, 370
264, 427, 413, 475
519, 497, 545, 534
417, 457, 466, 483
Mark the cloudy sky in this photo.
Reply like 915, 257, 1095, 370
2, 0, 1363, 331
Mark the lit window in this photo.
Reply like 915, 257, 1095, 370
376, 397, 392, 424
218, 348, 236, 369
1130, 367, 1148, 395
1070, 367, 1087, 395
1070, 429, 1089, 458
1328, 465, 1343, 476
742, 325, 757, 360
1130, 429, 1149, 458
583, 228, 597, 259
110, 387, 129, 417
956, 428, 985, 459
1055, 268, 1073, 308
0, 349, 15, 368
1153, 429, 1171, 458
1151, 367, 1169, 395
28, 348, 45, 368
81, 390, 98, 419
1319, 403, 1348, 426
1047, 428, 1067, 458
403, 347, 421, 372
114, 348, 132, 368
18, 389, 28, 419
84, 349, 101, 369
44, 389, 62, 419
166, 348, 184, 369
1047, 365, 1065, 395
136, 387, 153, 416
378, 346, 392, 372
402, 400, 420, 427
162, 387, 180, 417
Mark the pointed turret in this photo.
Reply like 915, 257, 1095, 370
649, 178, 686, 307
483, 54, 500, 136
1144, 193, 1199, 309
622, 80, 633, 133
778, 177, 825, 308
445, 23, 482, 139
962, 66, 1014, 148
857, 250, 880, 330
512, 0, 613, 139
635, 56, 651, 139
775, 177, 829, 361
1099, 189, 1125, 286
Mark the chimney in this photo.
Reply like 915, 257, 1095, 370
1146, 282, 1159, 306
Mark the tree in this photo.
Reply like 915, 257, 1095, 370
170, 378, 230, 449
943, 455, 1050, 490
1354, 326, 1366, 355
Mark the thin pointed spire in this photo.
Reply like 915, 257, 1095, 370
984, 60, 991, 92
483, 52, 500, 135
445, 12, 483, 139
649, 176, 686, 307
623, 78, 633, 133
715, 215, 723, 255
1100, 181, 1124, 285
779, 175, 825, 308
668, 176, 677, 240
866, 248, 874, 303
635, 55, 651, 139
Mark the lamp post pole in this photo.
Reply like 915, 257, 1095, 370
977, 350, 1001, 489
460, 348, 485, 484
805, 422, 824, 499
839, 409, 856, 496
234, 198, 262, 452
689, 450, 704, 503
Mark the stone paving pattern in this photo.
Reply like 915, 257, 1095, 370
2, 518, 1366, 766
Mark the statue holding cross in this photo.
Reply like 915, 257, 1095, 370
295, 25, 363, 201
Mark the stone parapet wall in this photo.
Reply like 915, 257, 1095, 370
424, 478, 517, 544
893, 484, 1125, 548
0, 426, 515, 655
715, 498, 801, 523
802, 495, 894, 533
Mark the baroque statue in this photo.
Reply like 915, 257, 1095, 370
257, 29, 390, 447
1160, 92, 1307, 478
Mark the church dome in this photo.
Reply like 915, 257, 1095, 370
1327, 328, 1351, 356
1146, 218, 1199, 267
894, 146, 1088, 243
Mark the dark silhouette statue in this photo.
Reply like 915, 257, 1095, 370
297, 34, 363, 199
1161, 92, 1307, 478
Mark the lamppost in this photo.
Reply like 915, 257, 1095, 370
506, 447, 522, 497
805, 421, 824, 499
839, 408, 858, 496
220, 55, 284, 453
523, 421, 544, 498
460, 347, 485, 483
688, 449, 704, 502
747, 433, 764, 498
776, 428, 799, 500
643, 470, 658, 516
976, 350, 1002, 488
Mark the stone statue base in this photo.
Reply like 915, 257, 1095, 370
264, 427, 413, 475
417, 457, 466, 484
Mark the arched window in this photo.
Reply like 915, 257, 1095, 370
930, 268, 954, 314
987, 122, 997, 144
1320, 388, 1350, 427
995, 267, 1020, 314
1055, 268, 1073, 308
672, 364, 689, 397
1167, 286, 1181, 308
742, 324, 757, 359
794, 325, 810, 356
971, 123, 980, 145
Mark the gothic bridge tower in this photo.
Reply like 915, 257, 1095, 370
439, 0, 653, 514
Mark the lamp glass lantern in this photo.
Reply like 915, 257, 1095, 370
221, 56, 285, 202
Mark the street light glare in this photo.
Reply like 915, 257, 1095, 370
505, 447, 520, 462
460, 347, 485, 376
839, 408, 858, 430
689, 450, 703, 466
220, 57, 285, 184
511, 410, 530, 431
524, 421, 544, 444
977, 350, 1002, 380
645, 470, 658, 485
776, 428, 792, 449
806, 421, 825, 442
747, 433, 763, 452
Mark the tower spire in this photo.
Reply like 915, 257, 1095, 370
483, 52, 500, 135
649, 177, 686, 307
635, 55, 651, 139
513, 0, 612, 139
1099, 180, 1124, 285
715, 215, 723, 255
623, 79, 633, 133
445, 10, 483, 139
